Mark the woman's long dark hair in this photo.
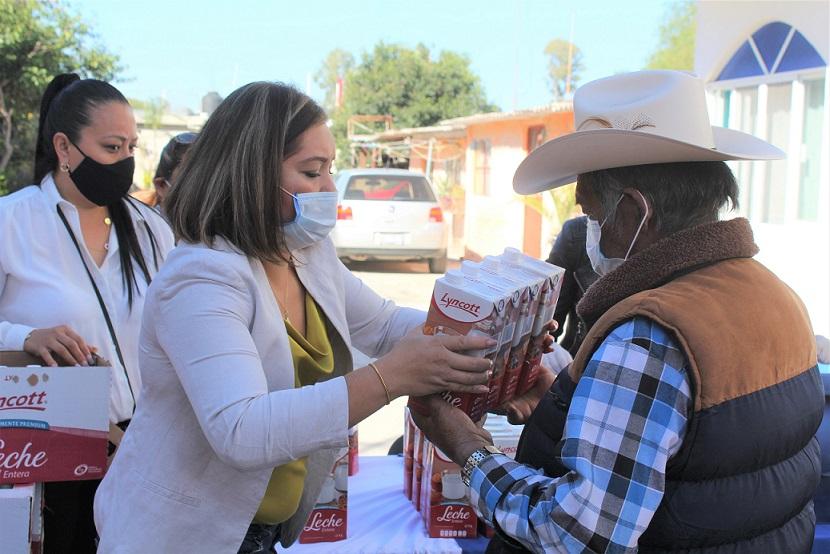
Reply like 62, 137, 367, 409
35, 74, 152, 308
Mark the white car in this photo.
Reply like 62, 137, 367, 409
332, 169, 449, 273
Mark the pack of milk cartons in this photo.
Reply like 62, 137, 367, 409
413, 269, 509, 422
410, 250, 564, 419
501, 248, 565, 396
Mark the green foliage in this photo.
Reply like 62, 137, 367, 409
143, 97, 169, 130
314, 48, 354, 112
326, 42, 497, 168
342, 43, 496, 129
646, 1, 697, 70
0, 0, 121, 194
544, 39, 584, 100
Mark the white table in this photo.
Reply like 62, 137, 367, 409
283, 456, 491, 554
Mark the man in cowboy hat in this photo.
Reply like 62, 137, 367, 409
412, 70, 822, 553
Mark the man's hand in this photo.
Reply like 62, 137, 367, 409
410, 395, 493, 467
498, 365, 558, 425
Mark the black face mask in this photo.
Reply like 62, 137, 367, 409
68, 141, 135, 206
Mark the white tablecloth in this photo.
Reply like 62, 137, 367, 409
283, 456, 491, 554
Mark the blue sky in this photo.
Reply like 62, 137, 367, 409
74, 0, 675, 114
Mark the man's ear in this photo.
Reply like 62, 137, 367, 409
621, 187, 654, 229
152, 177, 166, 189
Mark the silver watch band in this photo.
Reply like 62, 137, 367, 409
462, 445, 501, 486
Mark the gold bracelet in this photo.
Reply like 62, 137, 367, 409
368, 362, 392, 405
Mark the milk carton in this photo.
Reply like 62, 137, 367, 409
422, 445, 477, 539
420, 270, 507, 422
477, 257, 544, 404
299, 448, 348, 544
403, 408, 415, 500
411, 425, 425, 511
502, 248, 566, 395
460, 261, 522, 411
348, 427, 359, 476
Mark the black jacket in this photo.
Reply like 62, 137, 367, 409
546, 216, 598, 354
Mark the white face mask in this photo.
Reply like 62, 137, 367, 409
585, 191, 649, 276
280, 188, 338, 251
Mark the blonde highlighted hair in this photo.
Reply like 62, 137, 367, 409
165, 82, 327, 262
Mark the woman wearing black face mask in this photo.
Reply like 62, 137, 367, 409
0, 74, 174, 553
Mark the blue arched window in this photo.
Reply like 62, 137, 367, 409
717, 21, 826, 81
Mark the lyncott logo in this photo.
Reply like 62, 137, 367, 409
439, 293, 480, 317
0, 391, 47, 411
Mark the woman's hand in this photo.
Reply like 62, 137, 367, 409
23, 325, 95, 367
375, 327, 494, 399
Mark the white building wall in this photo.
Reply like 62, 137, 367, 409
695, 1, 830, 337
463, 136, 527, 258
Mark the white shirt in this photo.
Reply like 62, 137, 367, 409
0, 174, 174, 422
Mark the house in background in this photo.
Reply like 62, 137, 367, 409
132, 92, 220, 189
695, 0, 829, 337
365, 102, 574, 261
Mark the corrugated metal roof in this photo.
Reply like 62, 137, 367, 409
439, 101, 573, 126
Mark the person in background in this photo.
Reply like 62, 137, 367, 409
94, 82, 494, 553
546, 215, 598, 355
0, 74, 174, 553
413, 70, 822, 553
132, 131, 197, 209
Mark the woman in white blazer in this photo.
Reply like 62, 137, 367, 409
94, 82, 494, 553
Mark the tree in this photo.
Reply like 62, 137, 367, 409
0, 0, 120, 194
314, 49, 354, 112
331, 42, 497, 167
342, 43, 496, 129
544, 39, 584, 100
646, 1, 697, 70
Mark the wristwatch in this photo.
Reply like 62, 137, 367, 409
462, 444, 502, 486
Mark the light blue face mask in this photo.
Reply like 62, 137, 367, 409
585, 191, 649, 276
280, 188, 338, 251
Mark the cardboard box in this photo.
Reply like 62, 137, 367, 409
0, 352, 109, 484
299, 448, 348, 544
0, 482, 43, 553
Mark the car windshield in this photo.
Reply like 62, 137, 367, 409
343, 175, 436, 202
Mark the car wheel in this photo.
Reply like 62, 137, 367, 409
428, 254, 448, 274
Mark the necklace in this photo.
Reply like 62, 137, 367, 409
103, 213, 111, 250
275, 288, 291, 323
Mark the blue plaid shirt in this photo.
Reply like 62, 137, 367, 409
471, 317, 692, 553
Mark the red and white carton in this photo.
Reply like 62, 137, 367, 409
422, 445, 478, 539
418, 269, 507, 422
403, 408, 415, 499
478, 257, 544, 404
0, 359, 109, 485
419, 438, 433, 517
502, 248, 566, 396
299, 448, 348, 544
411, 424, 425, 510
460, 261, 523, 411
348, 427, 359, 476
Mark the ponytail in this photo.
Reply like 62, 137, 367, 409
34, 74, 152, 309
34, 73, 80, 183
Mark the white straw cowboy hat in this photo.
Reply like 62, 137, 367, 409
513, 70, 784, 194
